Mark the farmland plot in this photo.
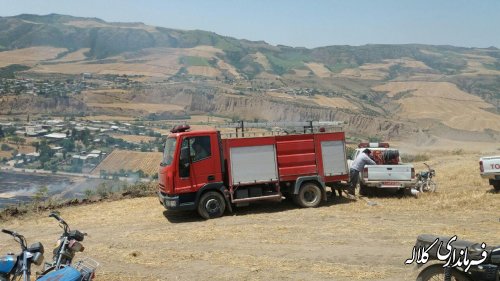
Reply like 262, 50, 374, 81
92, 150, 162, 176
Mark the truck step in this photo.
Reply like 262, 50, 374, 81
231, 193, 282, 203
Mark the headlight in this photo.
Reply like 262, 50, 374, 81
69, 240, 85, 252
32, 252, 44, 266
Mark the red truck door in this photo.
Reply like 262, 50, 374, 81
176, 134, 220, 194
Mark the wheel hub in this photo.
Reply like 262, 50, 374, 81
205, 198, 220, 213
304, 189, 317, 202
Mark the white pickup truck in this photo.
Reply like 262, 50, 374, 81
348, 143, 416, 196
479, 155, 500, 191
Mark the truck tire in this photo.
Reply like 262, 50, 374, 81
359, 183, 373, 197
294, 182, 322, 208
493, 180, 500, 191
197, 191, 226, 219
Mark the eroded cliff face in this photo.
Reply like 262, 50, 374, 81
0, 95, 88, 115
188, 93, 409, 139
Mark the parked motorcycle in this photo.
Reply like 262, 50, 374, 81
0, 229, 44, 281
36, 212, 98, 281
413, 234, 500, 281
415, 163, 437, 193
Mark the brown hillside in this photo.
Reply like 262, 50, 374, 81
373, 81, 500, 132
92, 150, 162, 176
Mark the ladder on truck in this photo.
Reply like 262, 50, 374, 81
218, 121, 344, 138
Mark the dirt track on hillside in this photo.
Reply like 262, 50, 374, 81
1, 153, 499, 281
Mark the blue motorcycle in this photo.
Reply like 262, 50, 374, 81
0, 229, 44, 281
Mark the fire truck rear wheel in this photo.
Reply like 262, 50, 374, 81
295, 182, 322, 208
198, 191, 226, 219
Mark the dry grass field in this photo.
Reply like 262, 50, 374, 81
91, 150, 162, 176
313, 95, 358, 110
187, 66, 221, 77
373, 81, 500, 131
305, 63, 332, 78
29, 45, 227, 77
87, 102, 184, 113
266, 91, 358, 110
252, 52, 272, 71
109, 134, 156, 144
1, 152, 499, 281
216, 60, 242, 78
336, 59, 432, 80
0, 47, 67, 67
51, 48, 90, 62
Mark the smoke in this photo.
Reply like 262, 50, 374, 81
0, 171, 137, 208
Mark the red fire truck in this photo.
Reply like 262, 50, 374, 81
158, 125, 349, 219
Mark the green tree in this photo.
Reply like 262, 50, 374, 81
70, 158, 83, 173
84, 189, 95, 199
81, 129, 91, 146
1, 143, 12, 151
33, 185, 49, 210
9, 136, 26, 146
51, 164, 58, 174
32, 141, 40, 152
136, 169, 145, 178
61, 139, 75, 152
3, 127, 16, 137
96, 183, 109, 198
38, 140, 54, 168
0, 125, 4, 139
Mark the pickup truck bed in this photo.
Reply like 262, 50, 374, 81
349, 145, 416, 196
360, 164, 416, 191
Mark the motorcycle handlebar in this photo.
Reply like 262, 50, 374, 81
1, 229, 15, 235
49, 212, 62, 221
49, 212, 69, 228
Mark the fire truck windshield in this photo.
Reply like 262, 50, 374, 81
161, 137, 177, 166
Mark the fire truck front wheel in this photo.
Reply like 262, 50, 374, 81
198, 191, 226, 219
294, 182, 322, 208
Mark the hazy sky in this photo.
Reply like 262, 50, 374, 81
0, 0, 498, 48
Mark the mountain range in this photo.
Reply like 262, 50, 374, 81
0, 14, 499, 145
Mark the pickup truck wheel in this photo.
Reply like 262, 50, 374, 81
198, 191, 226, 219
359, 184, 373, 197
493, 180, 500, 191
295, 183, 322, 208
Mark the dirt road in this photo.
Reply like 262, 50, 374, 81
1, 153, 499, 280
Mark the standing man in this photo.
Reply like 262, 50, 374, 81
348, 148, 376, 198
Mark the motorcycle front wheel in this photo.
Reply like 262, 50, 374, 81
423, 180, 437, 193
416, 264, 471, 281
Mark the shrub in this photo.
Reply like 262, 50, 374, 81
96, 183, 110, 199
121, 182, 156, 198
1, 143, 12, 151
400, 153, 430, 163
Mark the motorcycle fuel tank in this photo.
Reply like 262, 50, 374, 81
0, 255, 15, 274
37, 266, 82, 281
